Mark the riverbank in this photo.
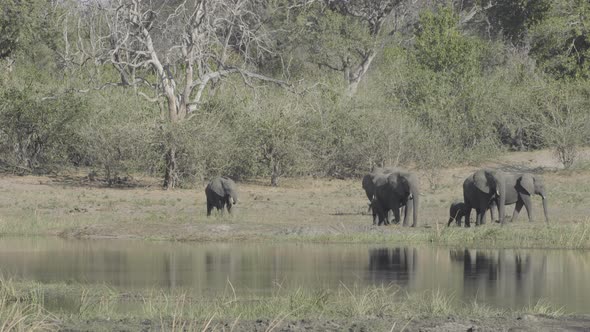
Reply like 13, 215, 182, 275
0, 150, 589, 248
3, 278, 589, 332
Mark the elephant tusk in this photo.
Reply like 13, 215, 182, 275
408, 193, 413, 200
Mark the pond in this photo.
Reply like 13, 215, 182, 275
0, 238, 588, 313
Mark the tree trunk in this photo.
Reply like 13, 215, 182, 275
271, 159, 280, 187
163, 146, 178, 190
346, 50, 376, 96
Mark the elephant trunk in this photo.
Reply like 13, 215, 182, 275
541, 196, 549, 223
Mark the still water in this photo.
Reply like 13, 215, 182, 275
0, 238, 588, 312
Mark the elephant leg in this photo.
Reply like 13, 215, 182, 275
475, 209, 484, 226
402, 203, 411, 227
511, 200, 524, 222
521, 195, 534, 222
465, 207, 472, 227
458, 210, 466, 226
227, 200, 233, 214
373, 214, 379, 225
207, 202, 213, 216
447, 217, 454, 227
393, 207, 401, 226
489, 200, 498, 223
386, 209, 393, 225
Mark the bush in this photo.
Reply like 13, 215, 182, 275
0, 88, 89, 172
538, 81, 590, 169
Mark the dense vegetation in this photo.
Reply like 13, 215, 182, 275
0, 0, 589, 188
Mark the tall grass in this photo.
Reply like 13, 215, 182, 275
0, 278, 58, 331
0, 277, 573, 331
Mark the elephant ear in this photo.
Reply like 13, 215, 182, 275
396, 173, 411, 195
473, 170, 492, 194
207, 179, 222, 196
519, 174, 535, 195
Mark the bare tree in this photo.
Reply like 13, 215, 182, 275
72, 0, 294, 188
320, 0, 410, 94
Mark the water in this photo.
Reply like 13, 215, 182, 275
0, 238, 588, 312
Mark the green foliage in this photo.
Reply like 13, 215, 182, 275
481, 0, 551, 43
76, 91, 156, 185
530, 0, 590, 79
537, 80, 590, 168
0, 89, 89, 171
226, 90, 312, 184
0, 0, 63, 60
298, 4, 372, 74
414, 7, 482, 77
0, 1, 589, 184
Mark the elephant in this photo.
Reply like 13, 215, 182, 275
205, 177, 238, 216
447, 200, 495, 227
373, 170, 419, 227
487, 173, 549, 223
463, 169, 506, 226
447, 201, 467, 227
362, 167, 404, 225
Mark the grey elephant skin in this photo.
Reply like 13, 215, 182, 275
463, 169, 506, 226
362, 167, 403, 225
489, 173, 549, 223
448, 200, 500, 227
369, 169, 419, 227
205, 177, 238, 216
448, 201, 467, 227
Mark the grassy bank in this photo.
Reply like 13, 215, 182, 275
0, 156, 589, 248
286, 221, 590, 249
0, 278, 572, 331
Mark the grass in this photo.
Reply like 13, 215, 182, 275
0, 277, 571, 331
282, 221, 590, 249
0, 160, 589, 247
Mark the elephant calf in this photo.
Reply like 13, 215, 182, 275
448, 200, 499, 227
205, 177, 238, 216
448, 201, 467, 227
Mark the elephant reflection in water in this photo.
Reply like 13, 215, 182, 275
450, 249, 547, 301
366, 248, 417, 285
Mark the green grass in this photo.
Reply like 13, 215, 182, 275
283, 221, 590, 249
0, 277, 571, 331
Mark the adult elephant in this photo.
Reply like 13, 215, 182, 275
488, 173, 549, 223
205, 177, 238, 216
463, 169, 506, 226
362, 167, 403, 225
373, 170, 419, 227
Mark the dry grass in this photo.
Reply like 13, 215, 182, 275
0, 150, 588, 247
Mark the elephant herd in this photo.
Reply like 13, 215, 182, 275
363, 168, 549, 227
204, 168, 549, 227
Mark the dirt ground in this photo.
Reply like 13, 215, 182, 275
0, 149, 589, 243
60, 314, 590, 332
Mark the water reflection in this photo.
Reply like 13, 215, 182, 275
366, 248, 416, 285
448, 249, 550, 308
0, 238, 588, 312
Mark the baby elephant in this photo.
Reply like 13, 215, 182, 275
448, 201, 467, 227
205, 177, 238, 216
